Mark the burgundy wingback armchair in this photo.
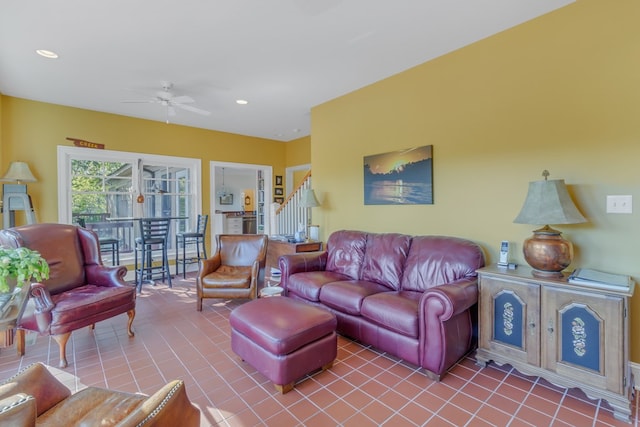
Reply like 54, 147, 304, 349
0, 223, 136, 368
197, 234, 268, 310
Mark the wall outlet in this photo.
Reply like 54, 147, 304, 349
606, 195, 632, 214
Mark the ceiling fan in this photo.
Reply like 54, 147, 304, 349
122, 82, 211, 123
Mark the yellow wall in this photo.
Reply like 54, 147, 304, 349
0, 97, 288, 226
285, 135, 311, 166
312, 1, 640, 358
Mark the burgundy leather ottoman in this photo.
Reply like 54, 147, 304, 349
230, 297, 337, 393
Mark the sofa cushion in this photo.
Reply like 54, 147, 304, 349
325, 230, 367, 280
201, 265, 252, 289
36, 387, 146, 426
400, 236, 484, 292
287, 271, 350, 302
319, 280, 390, 315
49, 285, 136, 333
361, 233, 411, 290
360, 291, 422, 337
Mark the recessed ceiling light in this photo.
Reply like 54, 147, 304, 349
36, 49, 58, 59
236, 99, 248, 105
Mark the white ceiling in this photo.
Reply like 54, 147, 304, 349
0, 0, 573, 142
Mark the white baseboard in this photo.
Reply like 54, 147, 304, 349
630, 361, 640, 391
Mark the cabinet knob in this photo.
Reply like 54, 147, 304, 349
528, 322, 536, 329
547, 321, 554, 334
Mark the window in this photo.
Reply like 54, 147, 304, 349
58, 146, 201, 261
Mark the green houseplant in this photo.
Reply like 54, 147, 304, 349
0, 246, 50, 293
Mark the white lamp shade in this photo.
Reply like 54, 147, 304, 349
299, 189, 320, 208
1, 161, 37, 183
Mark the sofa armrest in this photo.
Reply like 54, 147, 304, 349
84, 264, 128, 287
278, 251, 328, 290
419, 278, 478, 377
0, 363, 71, 416
198, 252, 222, 278
18, 284, 55, 333
119, 380, 200, 427
278, 251, 327, 275
0, 393, 36, 427
421, 278, 478, 320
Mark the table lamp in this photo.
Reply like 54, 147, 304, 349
1, 161, 37, 184
299, 189, 320, 240
1, 161, 38, 228
513, 170, 586, 277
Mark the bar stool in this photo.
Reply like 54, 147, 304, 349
175, 214, 208, 278
134, 218, 172, 292
99, 238, 120, 266
75, 217, 120, 266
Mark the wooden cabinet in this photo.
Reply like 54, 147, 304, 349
476, 265, 634, 422
266, 238, 323, 273
225, 217, 242, 234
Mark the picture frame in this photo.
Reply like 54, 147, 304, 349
364, 145, 433, 205
274, 187, 284, 196
274, 197, 284, 204
275, 175, 283, 186
219, 193, 233, 205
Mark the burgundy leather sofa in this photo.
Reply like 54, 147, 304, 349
279, 230, 485, 380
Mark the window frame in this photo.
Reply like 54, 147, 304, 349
57, 146, 202, 257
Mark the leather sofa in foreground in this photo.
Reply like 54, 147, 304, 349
0, 362, 200, 426
279, 230, 485, 380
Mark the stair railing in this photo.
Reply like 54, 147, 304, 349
272, 170, 312, 236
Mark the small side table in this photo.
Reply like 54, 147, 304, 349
0, 284, 30, 347
260, 286, 283, 298
261, 273, 283, 297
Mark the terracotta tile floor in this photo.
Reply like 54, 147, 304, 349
0, 274, 637, 426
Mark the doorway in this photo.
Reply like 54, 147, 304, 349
210, 161, 273, 242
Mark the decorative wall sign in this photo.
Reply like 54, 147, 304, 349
66, 137, 105, 149
363, 145, 433, 205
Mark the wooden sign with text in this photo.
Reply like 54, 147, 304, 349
66, 137, 105, 149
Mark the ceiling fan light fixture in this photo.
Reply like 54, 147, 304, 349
36, 49, 58, 59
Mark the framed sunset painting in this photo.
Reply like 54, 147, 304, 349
363, 145, 433, 205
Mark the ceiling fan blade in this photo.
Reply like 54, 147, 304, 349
170, 95, 194, 104
121, 99, 156, 104
157, 90, 173, 99
174, 103, 211, 116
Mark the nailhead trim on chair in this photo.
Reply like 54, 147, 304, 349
135, 381, 182, 427
0, 394, 33, 413
1, 362, 37, 384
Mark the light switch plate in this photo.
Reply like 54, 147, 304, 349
606, 195, 632, 214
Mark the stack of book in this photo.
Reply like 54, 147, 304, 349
568, 268, 632, 291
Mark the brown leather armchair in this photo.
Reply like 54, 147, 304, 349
197, 234, 268, 310
0, 223, 136, 368
0, 362, 200, 426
